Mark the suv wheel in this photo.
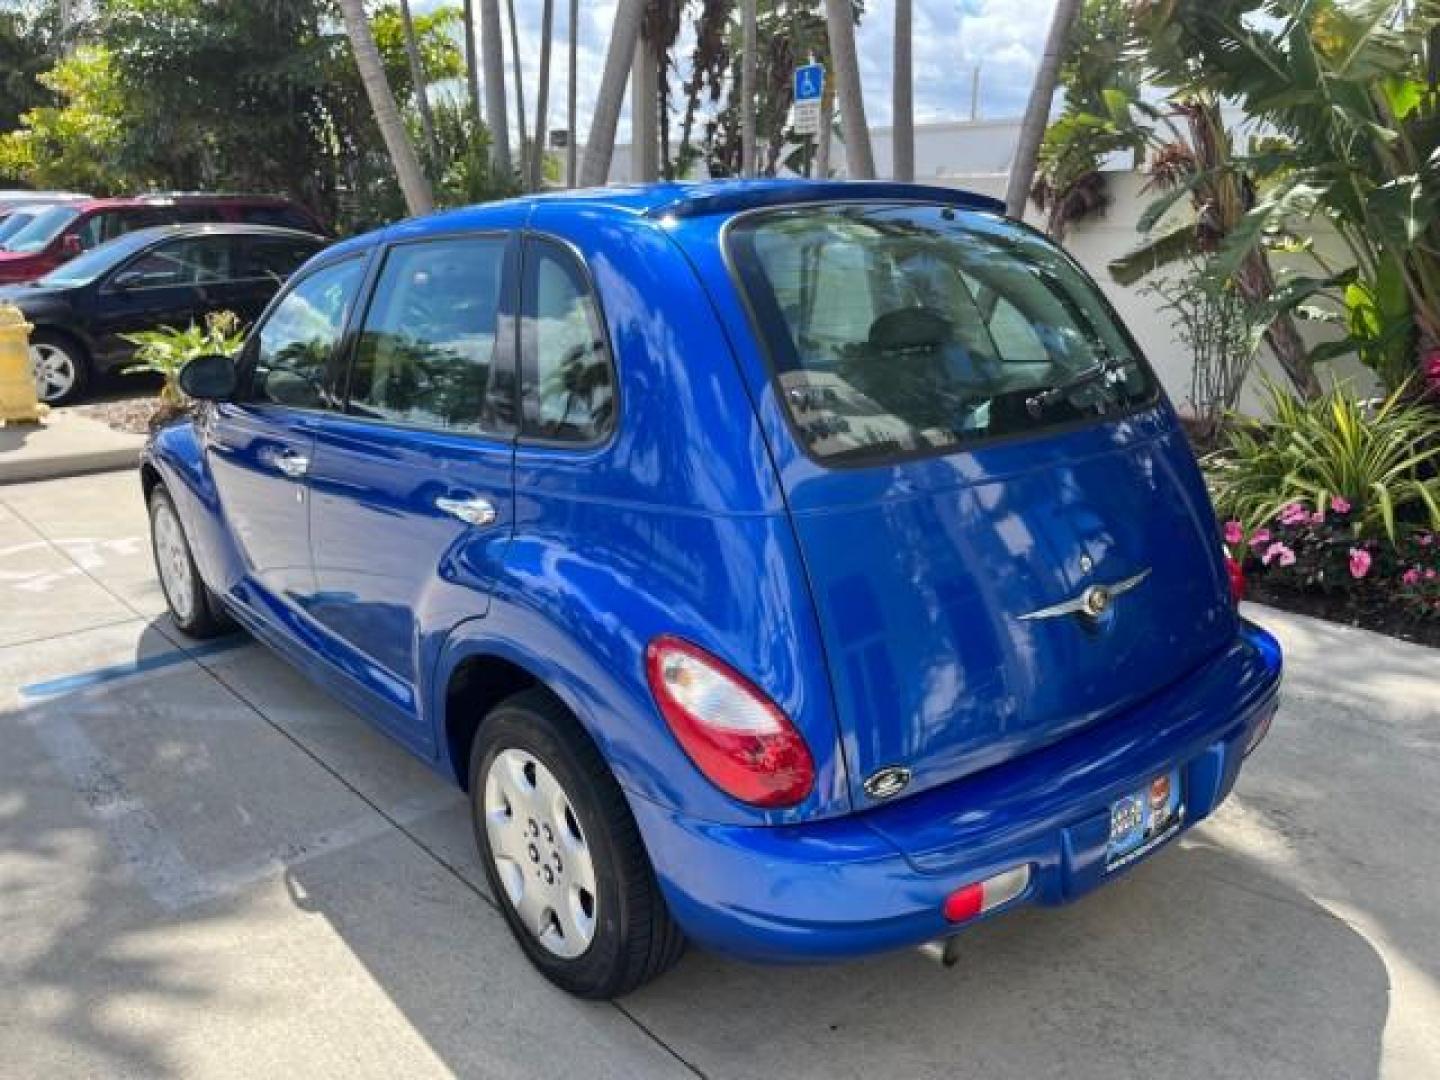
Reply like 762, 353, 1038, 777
470, 689, 685, 998
30, 332, 90, 406
148, 485, 232, 639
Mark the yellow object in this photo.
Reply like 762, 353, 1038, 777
0, 302, 48, 425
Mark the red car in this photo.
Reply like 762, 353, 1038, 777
0, 194, 327, 284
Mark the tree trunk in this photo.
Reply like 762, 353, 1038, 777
815, 81, 833, 178
632, 27, 659, 181
581, 0, 645, 187
893, 0, 913, 181
337, 0, 433, 215
530, 0, 554, 190
1005, 0, 1080, 217
741, 0, 756, 178
823, 0, 875, 179
1235, 251, 1323, 399
506, 0, 529, 187
480, 0, 511, 174
398, 0, 440, 176
462, 0, 483, 130
566, 0, 578, 186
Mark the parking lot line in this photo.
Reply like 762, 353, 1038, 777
18, 634, 249, 701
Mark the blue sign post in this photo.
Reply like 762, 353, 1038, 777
793, 63, 825, 103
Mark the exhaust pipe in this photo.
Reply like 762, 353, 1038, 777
918, 935, 962, 968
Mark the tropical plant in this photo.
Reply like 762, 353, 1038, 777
396, 0, 441, 174
1207, 380, 1440, 544
123, 310, 247, 411
1005, 0, 1083, 216
1132, 0, 1440, 387
0, 7, 56, 138
1030, 0, 1146, 239
338, 0, 433, 215
1144, 262, 1265, 437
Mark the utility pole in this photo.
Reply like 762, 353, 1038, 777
741, 0, 756, 177
566, 0, 578, 186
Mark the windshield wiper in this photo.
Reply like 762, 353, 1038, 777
1024, 354, 1130, 418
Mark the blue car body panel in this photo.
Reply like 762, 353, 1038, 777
143, 179, 1283, 963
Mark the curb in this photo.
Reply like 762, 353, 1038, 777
0, 411, 146, 485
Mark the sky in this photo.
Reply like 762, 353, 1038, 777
418, 0, 1059, 146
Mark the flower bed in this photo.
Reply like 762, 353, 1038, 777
1224, 500, 1440, 648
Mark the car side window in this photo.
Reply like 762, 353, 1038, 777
235, 236, 319, 283
114, 236, 233, 289
247, 257, 366, 411
520, 239, 615, 443
346, 236, 514, 435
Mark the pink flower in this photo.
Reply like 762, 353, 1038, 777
1223, 520, 1244, 545
1419, 534, 1435, 547
1330, 496, 1351, 515
1311, 511, 1326, 525
1278, 502, 1309, 526
1428, 569, 1438, 581
1425, 349, 1440, 394
1249, 529, 1272, 548
1349, 548, 1372, 579
1262, 542, 1297, 567
1403, 568, 1422, 586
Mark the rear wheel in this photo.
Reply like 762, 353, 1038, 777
30, 332, 90, 406
148, 485, 231, 639
469, 689, 685, 998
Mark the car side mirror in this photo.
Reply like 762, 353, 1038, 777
178, 353, 238, 401
59, 234, 84, 259
110, 270, 144, 291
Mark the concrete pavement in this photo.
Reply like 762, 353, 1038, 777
1, 470, 1437, 1079
0, 410, 145, 484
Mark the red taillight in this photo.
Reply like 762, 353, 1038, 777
645, 635, 815, 808
1225, 552, 1246, 604
942, 865, 1032, 924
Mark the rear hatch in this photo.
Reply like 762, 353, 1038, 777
723, 201, 1237, 806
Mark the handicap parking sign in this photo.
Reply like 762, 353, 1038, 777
793, 63, 824, 103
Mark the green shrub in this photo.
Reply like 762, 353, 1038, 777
122, 310, 246, 407
1206, 380, 1440, 545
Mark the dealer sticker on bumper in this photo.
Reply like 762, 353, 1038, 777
1106, 768, 1184, 871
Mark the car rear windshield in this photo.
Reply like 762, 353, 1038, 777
727, 203, 1158, 465
2, 205, 80, 253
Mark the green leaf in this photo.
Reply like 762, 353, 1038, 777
1366, 175, 1438, 248
1108, 225, 1201, 286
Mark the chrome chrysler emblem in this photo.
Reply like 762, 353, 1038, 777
1079, 554, 1095, 575
1018, 569, 1151, 622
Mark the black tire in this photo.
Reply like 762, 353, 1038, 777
30, 330, 92, 406
469, 688, 686, 998
147, 484, 233, 639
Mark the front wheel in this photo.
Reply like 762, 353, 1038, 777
30, 332, 90, 406
148, 485, 232, 639
470, 689, 685, 998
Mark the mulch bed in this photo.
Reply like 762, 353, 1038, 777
1248, 579, 1440, 649
71, 398, 158, 435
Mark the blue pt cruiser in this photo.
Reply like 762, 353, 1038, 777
143, 180, 1283, 998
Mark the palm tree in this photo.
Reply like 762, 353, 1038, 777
462, 0, 482, 129
566, 0, 578, 186
531, 0, 554, 191
506, 0, 529, 186
741, 0, 756, 177
892, 0, 913, 181
480, 0, 511, 173
632, 17, 659, 181
336, 0, 433, 215
1004, 0, 1082, 217
822, 0, 875, 179
580, 0, 645, 186
398, 0, 441, 175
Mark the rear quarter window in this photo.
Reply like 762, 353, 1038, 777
727, 203, 1158, 465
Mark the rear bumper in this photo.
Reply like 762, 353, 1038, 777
632, 619, 1282, 963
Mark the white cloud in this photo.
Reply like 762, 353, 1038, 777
418, 0, 1057, 151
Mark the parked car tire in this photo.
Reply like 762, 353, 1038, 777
470, 689, 686, 998
148, 485, 233, 639
29, 330, 91, 406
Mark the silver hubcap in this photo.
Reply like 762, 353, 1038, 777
484, 749, 598, 959
30, 343, 76, 403
153, 503, 196, 623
